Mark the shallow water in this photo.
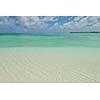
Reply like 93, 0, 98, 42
0, 47, 100, 82
0, 33, 100, 47
0, 33, 100, 82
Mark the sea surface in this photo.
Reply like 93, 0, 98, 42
0, 33, 100, 82
0, 33, 100, 48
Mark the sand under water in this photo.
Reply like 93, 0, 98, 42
0, 47, 100, 82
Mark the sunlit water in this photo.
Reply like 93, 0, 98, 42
0, 33, 100, 48
0, 33, 100, 82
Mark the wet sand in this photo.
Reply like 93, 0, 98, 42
0, 47, 100, 82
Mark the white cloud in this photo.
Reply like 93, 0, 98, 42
0, 16, 10, 25
50, 16, 100, 32
41, 16, 58, 22
17, 16, 51, 31
0, 16, 100, 32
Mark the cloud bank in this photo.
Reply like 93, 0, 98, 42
0, 16, 100, 33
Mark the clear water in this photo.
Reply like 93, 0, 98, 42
0, 33, 100, 48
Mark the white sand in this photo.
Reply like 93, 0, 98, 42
0, 47, 100, 82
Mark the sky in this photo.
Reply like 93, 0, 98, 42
0, 16, 100, 33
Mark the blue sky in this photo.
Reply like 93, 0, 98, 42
0, 16, 100, 33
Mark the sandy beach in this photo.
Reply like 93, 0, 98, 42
0, 47, 100, 82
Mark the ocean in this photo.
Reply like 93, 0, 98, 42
0, 33, 100, 48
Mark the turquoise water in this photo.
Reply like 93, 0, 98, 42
0, 33, 100, 48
